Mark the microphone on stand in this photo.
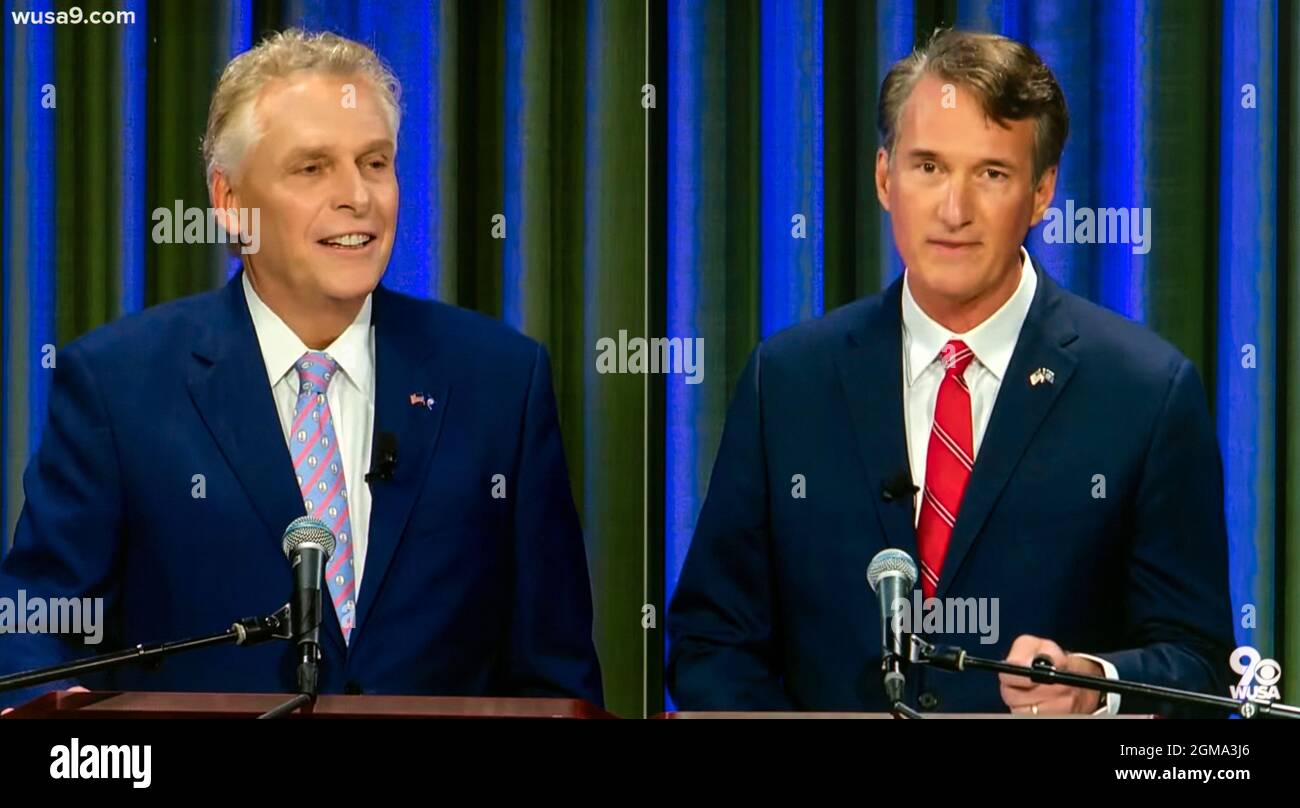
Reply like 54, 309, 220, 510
279, 516, 336, 698
867, 548, 919, 706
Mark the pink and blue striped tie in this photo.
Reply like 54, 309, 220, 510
291, 351, 357, 643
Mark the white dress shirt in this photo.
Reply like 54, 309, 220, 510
243, 272, 375, 600
900, 249, 1119, 713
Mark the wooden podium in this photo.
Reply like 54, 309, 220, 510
660, 717, 1159, 722
3, 691, 1154, 718
3, 690, 613, 719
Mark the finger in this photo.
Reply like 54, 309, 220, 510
1010, 694, 1073, 716
1002, 682, 1069, 707
1005, 634, 1043, 667
1001, 683, 1035, 708
1034, 694, 1077, 715
999, 669, 1038, 690
1002, 683, 1041, 707
1030, 639, 1068, 668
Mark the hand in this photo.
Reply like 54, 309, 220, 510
1, 685, 89, 717
999, 635, 1104, 715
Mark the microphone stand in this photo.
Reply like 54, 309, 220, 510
258, 590, 327, 720
891, 700, 925, 719
910, 637, 1300, 719
883, 645, 924, 718
257, 611, 323, 720
0, 604, 292, 695
257, 692, 314, 720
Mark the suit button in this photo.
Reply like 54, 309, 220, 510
918, 692, 939, 710
345, 681, 363, 695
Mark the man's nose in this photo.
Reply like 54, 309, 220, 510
937, 177, 973, 230
332, 163, 371, 215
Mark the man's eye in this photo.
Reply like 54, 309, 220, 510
298, 164, 321, 175
921, 162, 938, 173
368, 159, 389, 170
985, 168, 1007, 180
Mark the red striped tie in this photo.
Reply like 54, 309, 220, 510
917, 339, 976, 599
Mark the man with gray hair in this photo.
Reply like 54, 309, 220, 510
669, 29, 1233, 716
1, 29, 602, 709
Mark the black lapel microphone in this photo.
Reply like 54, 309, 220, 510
881, 469, 918, 503
365, 431, 398, 483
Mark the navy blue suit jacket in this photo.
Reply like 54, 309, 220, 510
668, 266, 1234, 715
1, 274, 602, 708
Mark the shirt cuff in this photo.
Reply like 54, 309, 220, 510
1073, 653, 1121, 715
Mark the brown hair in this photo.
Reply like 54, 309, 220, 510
878, 29, 1069, 182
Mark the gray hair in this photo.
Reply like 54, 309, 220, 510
202, 28, 401, 184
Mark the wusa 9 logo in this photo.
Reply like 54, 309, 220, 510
1230, 646, 1281, 701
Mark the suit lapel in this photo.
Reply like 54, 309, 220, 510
187, 278, 305, 543
353, 287, 450, 641
935, 268, 1079, 598
186, 277, 349, 657
835, 277, 919, 561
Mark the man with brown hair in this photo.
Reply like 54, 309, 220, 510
668, 30, 1233, 715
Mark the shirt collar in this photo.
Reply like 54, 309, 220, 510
901, 247, 1038, 387
242, 271, 374, 401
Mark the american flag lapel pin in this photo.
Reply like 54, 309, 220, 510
1028, 367, 1055, 387
409, 392, 437, 411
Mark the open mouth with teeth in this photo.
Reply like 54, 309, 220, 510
318, 233, 376, 250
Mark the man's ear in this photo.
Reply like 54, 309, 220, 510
209, 168, 243, 243
874, 147, 892, 212
1029, 164, 1059, 227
